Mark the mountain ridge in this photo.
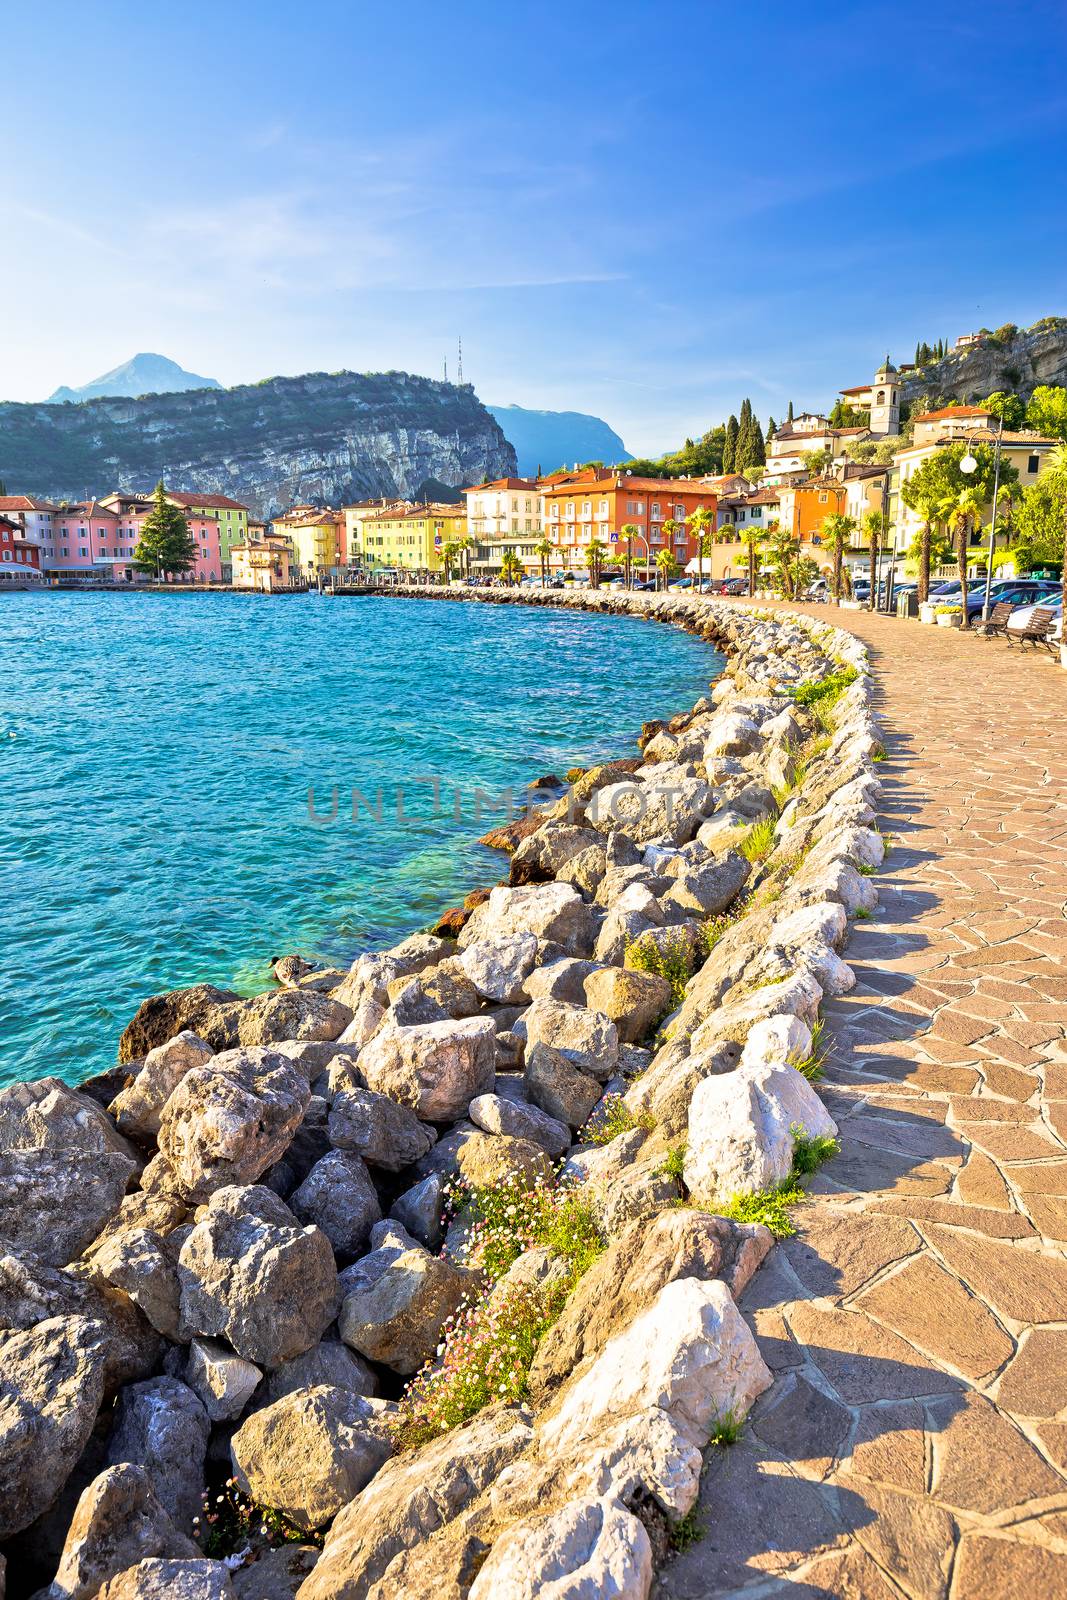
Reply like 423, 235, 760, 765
48, 352, 221, 404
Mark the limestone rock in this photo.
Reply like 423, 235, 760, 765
339, 1246, 476, 1374
297, 1405, 533, 1600
556, 844, 608, 897
263, 1339, 378, 1406
0, 1314, 109, 1540
232, 989, 352, 1048
232, 1545, 319, 1600
529, 1209, 771, 1397
539, 1277, 772, 1457
389, 1173, 445, 1249
417, 958, 483, 1019
685, 1021, 838, 1204
468, 1092, 571, 1157
89, 1226, 183, 1340
0, 1076, 136, 1161
110, 1033, 215, 1141
589, 776, 712, 846
178, 1185, 339, 1368
454, 1130, 554, 1188
626, 1038, 741, 1143
386, 977, 450, 1027
149, 1047, 310, 1203
469, 1496, 652, 1600
523, 957, 598, 1007
104, 1376, 209, 1536
662, 850, 750, 919
231, 1385, 393, 1531
525, 1042, 601, 1130
185, 1337, 262, 1422
118, 985, 240, 1064
326, 1086, 435, 1172
291, 1151, 382, 1255
0, 1149, 134, 1267
94, 1559, 235, 1600
518, 997, 619, 1081
459, 883, 595, 958
358, 1018, 497, 1122
581, 966, 672, 1045
42, 1462, 198, 1600
457, 933, 539, 1003
335, 997, 386, 1048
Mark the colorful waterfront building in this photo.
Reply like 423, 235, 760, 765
540, 468, 717, 575
0, 514, 43, 581
360, 503, 467, 573
231, 534, 293, 592
340, 500, 412, 570
0, 495, 59, 564
464, 478, 544, 541
272, 506, 348, 579
165, 493, 250, 579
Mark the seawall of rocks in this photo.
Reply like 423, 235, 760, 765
0, 593, 883, 1600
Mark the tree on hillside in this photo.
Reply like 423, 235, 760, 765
822, 513, 857, 605
766, 416, 776, 440
722, 415, 739, 474
132, 481, 196, 581
1026, 386, 1067, 441
1012, 471, 1067, 576
980, 392, 1026, 430
688, 506, 714, 590
740, 417, 766, 470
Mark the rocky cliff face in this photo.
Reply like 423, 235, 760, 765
1, 371, 517, 517
902, 318, 1067, 409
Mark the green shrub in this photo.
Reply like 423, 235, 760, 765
795, 1018, 829, 1082
717, 1123, 839, 1238
740, 815, 777, 864
582, 1093, 655, 1147
670, 1508, 706, 1552
392, 1172, 606, 1450
627, 930, 694, 1004
655, 1143, 688, 1193
791, 1124, 840, 1175
854, 906, 873, 921
790, 668, 858, 708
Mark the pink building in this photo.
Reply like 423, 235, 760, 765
44, 496, 223, 582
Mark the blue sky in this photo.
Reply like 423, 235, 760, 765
4, 0, 1066, 451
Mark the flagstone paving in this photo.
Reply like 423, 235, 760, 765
658, 609, 1067, 1599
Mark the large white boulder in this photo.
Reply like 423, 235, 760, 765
469, 1496, 651, 1600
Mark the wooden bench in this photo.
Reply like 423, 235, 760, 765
1006, 606, 1058, 652
976, 601, 1014, 638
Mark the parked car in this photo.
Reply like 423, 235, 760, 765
1007, 598, 1064, 633
958, 579, 1061, 620
632, 579, 657, 591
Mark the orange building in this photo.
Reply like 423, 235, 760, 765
776, 479, 847, 543
541, 468, 717, 574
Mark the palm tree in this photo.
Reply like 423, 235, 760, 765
660, 519, 680, 585
939, 487, 984, 630
535, 535, 554, 587
655, 549, 678, 590
587, 537, 607, 589
767, 527, 801, 598
499, 550, 524, 586
863, 509, 888, 611
620, 522, 639, 588
739, 521, 765, 595
689, 505, 714, 592
821, 513, 857, 605
441, 540, 460, 582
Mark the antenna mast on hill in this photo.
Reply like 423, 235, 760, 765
444, 357, 448, 382
457, 337, 463, 384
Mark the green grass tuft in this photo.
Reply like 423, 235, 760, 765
717, 1124, 840, 1238
670, 1508, 706, 1552
710, 1408, 745, 1446
582, 1094, 656, 1147
739, 815, 777, 864
791, 668, 859, 707
795, 1017, 829, 1082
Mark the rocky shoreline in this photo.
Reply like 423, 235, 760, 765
0, 592, 883, 1600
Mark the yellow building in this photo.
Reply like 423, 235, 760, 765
361, 503, 467, 573
341, 500, 411, 569
231, 534, 293, 592
272, 506, 347, 578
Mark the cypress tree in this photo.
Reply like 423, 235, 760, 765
723, 415, 739, 473
745, 418, 766, 468
915, 340, 921, 366
787, 400, 794, 422
766, 416, 776, 440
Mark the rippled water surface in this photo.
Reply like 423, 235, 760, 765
1, 592, 722, 1083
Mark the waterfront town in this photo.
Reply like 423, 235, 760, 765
0, 348, 1063, 602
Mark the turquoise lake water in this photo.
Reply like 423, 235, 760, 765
1, 592, 722, 1085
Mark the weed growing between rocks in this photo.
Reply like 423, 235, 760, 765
795, 1018, 829, 1082
391, 1173, 606, 1450
739, 815, 777, 865
790, 668, 859, 708
717, 1124, 840, 1239
582, 1093, 656, 1146
669, 1508, 706, 1552
857, 862, 878, 877
627, 929, 695, 1005
854, 906, 874, 921
709, 1407, 745, 1446
193, 1478, 321, 1559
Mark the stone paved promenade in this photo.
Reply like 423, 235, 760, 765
660, 607, 1067, 1599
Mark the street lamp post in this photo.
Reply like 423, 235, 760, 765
960, 415, 1003, 622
